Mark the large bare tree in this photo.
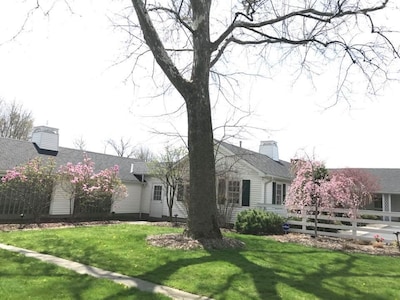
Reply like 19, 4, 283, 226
130, 0, 399, 239
0, 99, 33, 140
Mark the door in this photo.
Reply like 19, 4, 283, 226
149, 184, 163, 218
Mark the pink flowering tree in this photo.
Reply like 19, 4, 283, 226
330, 168, 380, 216
0, 157, 56, 222
285, 159, 378, 237
57, 154, 127, 216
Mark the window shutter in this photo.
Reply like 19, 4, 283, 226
242, 180, 250, 206
283, 184, 286, 202
272, 182, 276, 204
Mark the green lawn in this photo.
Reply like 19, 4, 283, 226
0, 224, 399, 300
0, 248, 170, 300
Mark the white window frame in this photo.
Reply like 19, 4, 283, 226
152, 185, 163, 201
227, 180, 240, 204
275, 183, 283, 205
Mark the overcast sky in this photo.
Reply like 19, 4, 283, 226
0, 1, 400, 168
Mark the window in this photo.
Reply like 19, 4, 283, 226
177, 184, 184, 202
217, 179, 226, 203
153, 185, 162, 201
227, 180, 240, 204
217, 178, 250, 206
272, 182, 286, 205
177, 183, 190, 202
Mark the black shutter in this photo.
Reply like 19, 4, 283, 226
283, 184, 286, 203
241, 180, 250, 207
272, 182, 276, 204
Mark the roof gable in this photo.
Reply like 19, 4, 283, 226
217, 141, 291, 180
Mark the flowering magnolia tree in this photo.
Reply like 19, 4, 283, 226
285, 159, 379, 237
0, 157, 56, 222
57, 154, 127, 216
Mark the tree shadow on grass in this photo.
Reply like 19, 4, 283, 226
0, 250, 165, 300
139, 236, 398, 299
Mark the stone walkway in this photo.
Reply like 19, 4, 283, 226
0, 243, 212, 300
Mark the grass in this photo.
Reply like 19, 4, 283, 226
0, 248, 170, 300
0, 223, 399, 299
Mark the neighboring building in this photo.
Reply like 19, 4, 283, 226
353, 169, 400, 220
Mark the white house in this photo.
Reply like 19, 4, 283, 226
1, 126, 400, 223
158, 140, 292, 223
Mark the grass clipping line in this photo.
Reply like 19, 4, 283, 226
146, 233, 246, 250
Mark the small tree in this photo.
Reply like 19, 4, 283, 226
58, 154, 127, 216
149, 146, 188, 222
1, 157, 56, 222
285, 158, 378, 237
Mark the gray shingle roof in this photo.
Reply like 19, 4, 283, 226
330, 168, 400, 194
219, 141, 291, 180
0, 137, 147, 182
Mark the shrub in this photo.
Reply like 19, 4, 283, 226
235, 209, 285, 235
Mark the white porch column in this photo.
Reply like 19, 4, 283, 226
382, 194, 392, 222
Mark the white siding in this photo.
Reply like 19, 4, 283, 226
141, 178, 159, 214
49, 184, 72, 215
163, 198, 187, 219
112, 182, 143, 213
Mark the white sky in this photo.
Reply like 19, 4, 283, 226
0, 1, 399, 168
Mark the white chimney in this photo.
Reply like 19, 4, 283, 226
30, 126, 59, 151
259, 140, 279, 161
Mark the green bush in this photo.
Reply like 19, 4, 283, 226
235, 209, 285, 235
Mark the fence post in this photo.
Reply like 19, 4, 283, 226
302, 209, 306, 232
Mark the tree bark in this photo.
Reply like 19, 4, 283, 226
185, 86, 222, 239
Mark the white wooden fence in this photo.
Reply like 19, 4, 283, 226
257, 204, 400, 242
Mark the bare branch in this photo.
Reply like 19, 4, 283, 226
131, 0, 190, 96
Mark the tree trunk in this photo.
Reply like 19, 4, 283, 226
185, 87, 222, 239
132, 0, 222, 239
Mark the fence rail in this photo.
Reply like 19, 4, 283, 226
257, 203, 400, 242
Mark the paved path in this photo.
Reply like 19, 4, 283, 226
0, 243, 212, 300
340, 224, 400, 242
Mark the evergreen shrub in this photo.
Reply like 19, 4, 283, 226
235, 209, 285, 235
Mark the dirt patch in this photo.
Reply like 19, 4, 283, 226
147, 233, 245, 250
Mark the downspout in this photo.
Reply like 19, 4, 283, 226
138, 174, 146, 220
